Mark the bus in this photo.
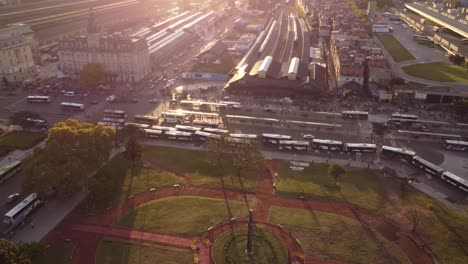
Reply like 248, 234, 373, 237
175, 125, 202, 133
344, 143, 377, 153
104, 109, 127, 119
0, 160, 21, 184
261, 133, 292, 144
201, 127, 229, 134
25, 118, 48, 128
151, 125, 176, 131
163, 130, 193, 141
124, 122, 150, 129
443, 140, 468, 152
226, 137, 250, 146
192, 120, 219, 127
161, 112, 186, 124
192, 131, 220, 142
411, 156, 444, 176
101, 117, 126, 125
278, 140, 310, 151
391, 113, 418, 120
225, 115, 280, 126
143, 129, 163, 139
4, 193, 42, 225
441, 171, 468, 193
342, 111, 369, 120
27, 96, 51, 103
380, 146, 416, 160
134, 115, 159, 125
230, 134, 259, 141
312, 139, 343, 151
61, 102, 84, 111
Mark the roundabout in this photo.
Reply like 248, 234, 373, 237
211, 227, 288, 264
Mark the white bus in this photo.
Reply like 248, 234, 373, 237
201, 127, 229, 134
391, 113, 418, 120
27, 96, 51, 103
101, 117, 126, 125
344, 143, 377, 153
441, 171, 468, 193
134, 115, 159, 125
443, 140, 468, 152
143, 129, 163, 139
151, 125, 176, 131
4, 193, 42, 225
104, 109, 127, 119
61, 102, 84, 111
230, 133, 259, 141
312, 139, 343, 151
163, 130, 192, 141
0, 160, 22, 184
411, 156, 444, 176
175, 125, 202, 133
192, 131, 220, 142
124, 122, 150, 129
161, 112, 186, 124
261, 133, 292, 144
25, 118, 48, 128
278, 140, 310, 151
380, 146, 416, 160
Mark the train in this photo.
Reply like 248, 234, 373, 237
257, 20, 277, 56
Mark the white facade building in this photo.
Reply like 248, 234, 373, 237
0, 23, 37, 82
58, 11, 150, 83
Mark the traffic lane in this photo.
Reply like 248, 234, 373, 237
0, 171, 28, 233
224, 124, 365, 143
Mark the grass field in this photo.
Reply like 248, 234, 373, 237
401, 190, 468, 263
212, 228, 288, 264
0, 132, 45, 149
269, 207, 410, 263
275, 162, 387, 211
377, 34, 415, 62
89, 154, 183, 212
117, 196, 249, 236
96, 238, 192, 264
43, 241, 73, 264
143, 146, 260, 190
401, 62, 468, 83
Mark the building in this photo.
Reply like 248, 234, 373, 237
196, 40, 228, 64
58, 10, 150, 83
0, 23, 37, 82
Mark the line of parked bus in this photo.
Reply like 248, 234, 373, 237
380, 146, 468, 193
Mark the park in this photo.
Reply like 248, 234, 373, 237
36, 137, 467, 264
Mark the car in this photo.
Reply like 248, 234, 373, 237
90, 100, 98, 104
64, 91, 75, 97
7, 193, 20, 203
7, 91, 16, 96
131, 99, 138, 103
303, 134, 314, 139
149, 99, 158, 103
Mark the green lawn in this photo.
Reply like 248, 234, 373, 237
43, 241, 73, 264
0, 132, 46, 149
96, 238, 192, 264
377, 34, 415, 62
143, 146, 260, 191
212, 228, 288, 264
275, 162, 387, 212
401, 62, 468, 82
89, 154, 184, 213
117, 196, 249, 236
269, 207, 410, 263
401, 190, 468, 263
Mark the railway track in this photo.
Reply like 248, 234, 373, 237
273, 11, 288, 61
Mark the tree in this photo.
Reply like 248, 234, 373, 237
328, 163, 346, 187
87, 173, 115, 205
0, 239, 31, 264
17, 242, 46, 264
403, 206, 427, 233
9, 111, 43, 131
123, 124, 142, 195
22, 119, 116, 199
206, 133, 231, 170
79, 63, 105, 89
232, 140, 264, 192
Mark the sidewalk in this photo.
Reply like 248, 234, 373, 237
11, 147, 124, 243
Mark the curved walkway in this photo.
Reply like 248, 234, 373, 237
42, 159, 435, 264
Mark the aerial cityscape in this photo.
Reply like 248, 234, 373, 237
0, 0, 467, 263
